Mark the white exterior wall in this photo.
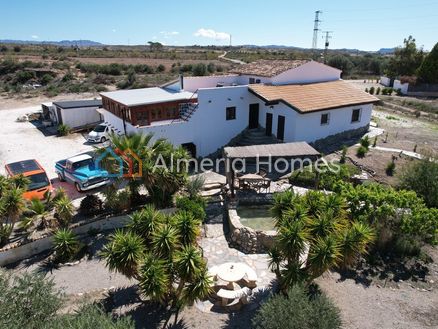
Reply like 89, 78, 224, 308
102, 85, 252, 157
183, 75, 240, 92
257, 101, 372, 143
380, 76, 391, 87
271, 61, 341, 85
393, 79, 409, 94
60, 107, 102, 128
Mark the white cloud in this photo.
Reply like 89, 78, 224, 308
160, 31, 179, 39
194, 28, 230, 40
112, 29, 117, 33
31, 35, 39, 39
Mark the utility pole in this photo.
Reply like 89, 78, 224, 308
312, 10, 322, 55
322, 31, 333, 63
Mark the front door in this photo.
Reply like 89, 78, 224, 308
277, 115, 285, 141
248, 103, 259, 129
265, 113, 273, 136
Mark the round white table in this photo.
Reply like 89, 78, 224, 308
216, 262, 247, 289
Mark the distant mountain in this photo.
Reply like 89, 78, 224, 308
377, 48, 395, 54
0, 39, 103, 47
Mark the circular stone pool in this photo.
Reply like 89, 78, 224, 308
236, 205, 275, 231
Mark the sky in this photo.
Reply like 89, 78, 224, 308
0, 0, 437, 51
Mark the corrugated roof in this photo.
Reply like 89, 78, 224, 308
53, 99, 102, 109
249, 80, 379, 113
224, 142, 320, 159
230, 59, 310, 77
100, 87, 195, 107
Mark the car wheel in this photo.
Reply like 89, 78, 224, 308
100, 137, 106, 143
57, 173, 65, 182
75, 183, 82, 192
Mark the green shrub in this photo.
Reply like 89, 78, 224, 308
41, 74, 54, 85
376, 87, 381, 95
79, 194, 103, 216
369, 86, 375, 95
356, 145, 368, 158
176, 196, 206, 222
54, 196, 74, 226
53, 228, 79, 263
252, 285, 342, 329
0, 224, 13, 246
385, 161, 396, 176
399, 155, 438, 208
340, 145, 348, 164
0, 270, 134, 328
289, 168, 317, 188
57, 124, 70, 136
360, 135, 370, 149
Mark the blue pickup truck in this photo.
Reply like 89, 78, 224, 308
55, 154, 110, 192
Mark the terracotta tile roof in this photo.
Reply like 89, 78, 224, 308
230, 59, 310, 77
249, 80, 379, 113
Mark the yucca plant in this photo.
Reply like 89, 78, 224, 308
127, 205, 165, 242
173, 211, 201, 246
54, 196, 74, 227
1, 186, 26, 224
53, 228, 79, 263
9, 174, 30, 190
100, 230, 144, 279
0, 224, 13, 246
270, 189, 297, 220
152, 224, 179, 258
269, 190, 374, 290
57, 124, 70, 136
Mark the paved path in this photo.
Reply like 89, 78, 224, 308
373, 146, 423, 159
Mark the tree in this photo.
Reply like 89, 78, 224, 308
106, 133, 189, 207
147, 41, 163, 52
327, 55, 354, 75
269, 190, 375, 290
417, 42, 438, 83
385, 36, 424, 78
192, 63, 207, 76
101, 203, 212, 323
399, 155, 438, 208
0, 270, 134, 329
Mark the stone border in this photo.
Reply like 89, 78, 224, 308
0, 207, 176, 267
227, 195, 276, 254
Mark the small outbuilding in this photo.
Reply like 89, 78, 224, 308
49, 99, 103, 129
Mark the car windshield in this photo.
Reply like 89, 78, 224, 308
93, 125, 106, 133
72, 158, 93, 170
27, 173, 50, 191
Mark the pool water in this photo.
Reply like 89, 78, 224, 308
236, 205, 275, 231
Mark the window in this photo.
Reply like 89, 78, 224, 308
255, 79, 261, 84
249, 78, 255, 84
226, 106, 236, 120
320, 113, 330, 125
351, 108, 361, 123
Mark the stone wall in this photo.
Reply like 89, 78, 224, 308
311, 125, 369, 154
227, 195, 276, 254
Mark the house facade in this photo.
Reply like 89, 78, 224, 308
99, 60, 378, 157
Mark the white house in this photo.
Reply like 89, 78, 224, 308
49, 99, 103, 129
99, 60, 378, 157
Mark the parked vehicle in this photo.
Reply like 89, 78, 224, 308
5, 159, 52, 200
55, 154, 110, 192
87, 123, 112, 143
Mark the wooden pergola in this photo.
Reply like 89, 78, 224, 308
223, 142, 320, 197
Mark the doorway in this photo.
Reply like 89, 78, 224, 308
248, 103, 259, 129
265, 113, 273, 136
277, 115, 285, 141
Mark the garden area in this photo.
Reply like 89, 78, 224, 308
1, 127, 437, 329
